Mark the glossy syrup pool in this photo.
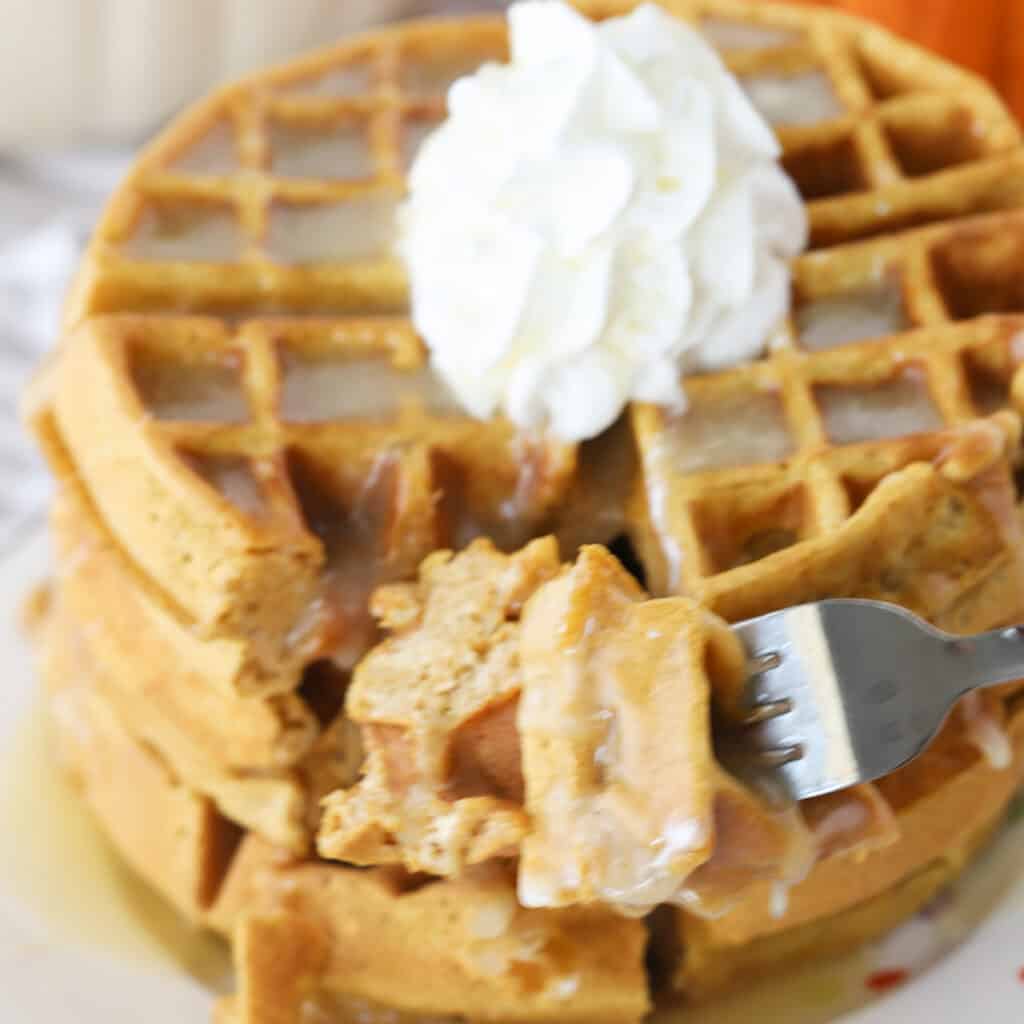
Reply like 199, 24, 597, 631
269, 118, 376, 180
278, 353, 459, 423
797, 280, 909, 352
817, 369, 943, 444
0, 701, 231, 993
741, 71, 844, 126
122, 202, 244, 264
266, 195, 398, 264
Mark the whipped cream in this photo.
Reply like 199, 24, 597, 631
399, 1, 807, 442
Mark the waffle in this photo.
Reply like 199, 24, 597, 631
41, 314, 575, 696
36, 595, 243, 922
35, 566, 1024, 1021
33, 0, 1024, 675
631, 322, 1024, 616
673, 693, 1024, 998
208, 838, 650, 1024
38, 414, 367, 853
36, 597, 652, 1023
23, 0, 1024, 1021
56, 0, 1023, 330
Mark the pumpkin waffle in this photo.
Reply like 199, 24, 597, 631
33, 521, 1024, 1022
38, 313, 575, 696
55, 0, 1022, 334
36, 592, 243, 923
37, 413, 362, 852
208, 838, 650, 1024
21, 0, 1024, 1020
36, 595, 652, 1023
631, 321, 1024, 617
31, 0, 1024, 684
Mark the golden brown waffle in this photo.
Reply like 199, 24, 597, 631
42, 314, 574, 696
39, 414, 363, 852
39, 418, 1024, 1016
672, 694, 1024, 998
631, 321, 1024, 616
209, 838, 650, 1024
39, 574, 1024, 1022
57, 1, 1024, 328
24, 1, 1024, 1021
30, 0, 1024, 691
37, 598, 243, 922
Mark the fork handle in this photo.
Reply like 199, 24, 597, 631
946, 625, 1024, 696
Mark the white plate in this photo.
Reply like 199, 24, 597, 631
2, 531, 1024, 1022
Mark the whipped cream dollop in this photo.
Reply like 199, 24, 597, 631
399, 1, 807, 442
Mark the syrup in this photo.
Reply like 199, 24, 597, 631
0, 701, 231, 992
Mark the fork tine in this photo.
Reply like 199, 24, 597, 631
749, 651, 783, 674
741, 697, 793, 726
757, 744, 803, 768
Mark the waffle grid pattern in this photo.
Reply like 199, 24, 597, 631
62, 0, 1024, 325
128, 315, 573, 551
54, 197, 1024, 688
631, 212, 1024, 604
67, 19, 511, 320
706, 0, 1024, 247
45, 0, 1024, 687
634, 309, 1024, 600
628, 158, 1024, 603
53, 314, 575, 696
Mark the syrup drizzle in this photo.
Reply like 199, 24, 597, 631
0, 702, 231, 992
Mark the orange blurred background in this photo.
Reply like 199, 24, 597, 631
791, 0, 1024, 120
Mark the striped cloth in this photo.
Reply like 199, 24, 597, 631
0, 151, 130, 554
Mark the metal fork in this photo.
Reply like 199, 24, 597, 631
724, 600, 1024, 801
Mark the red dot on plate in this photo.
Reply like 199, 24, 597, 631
866, 968, 910, 993
1017, 966, 1024, 983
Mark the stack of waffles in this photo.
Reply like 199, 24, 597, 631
23, 1, 1024, 1020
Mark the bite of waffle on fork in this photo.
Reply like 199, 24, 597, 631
24, 0, 1024, 1021
316, 536, 920, 919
